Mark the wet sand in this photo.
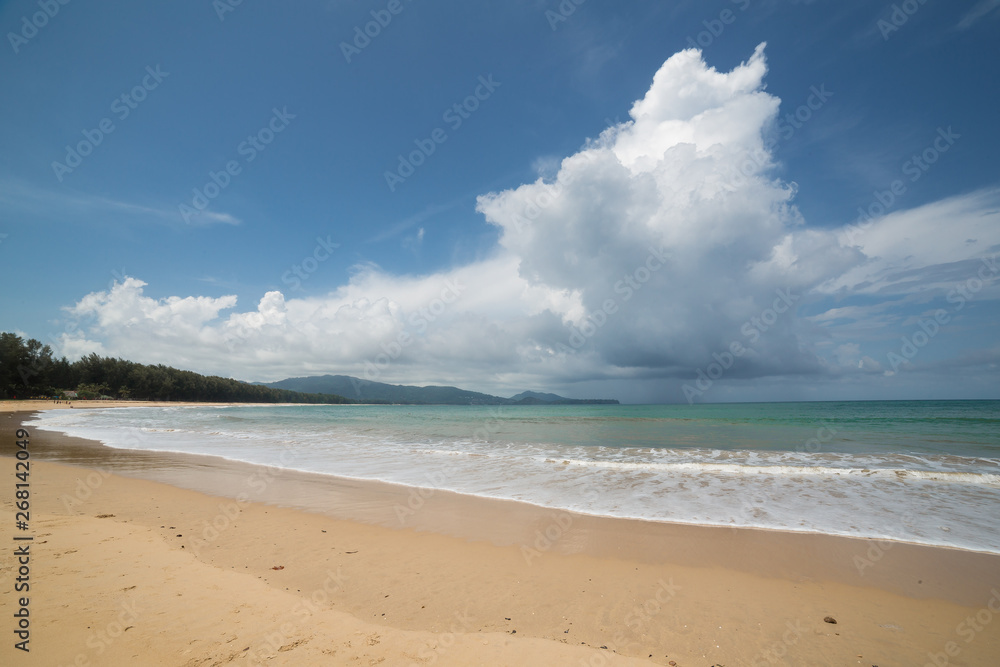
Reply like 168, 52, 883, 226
2, 408, 1000, 665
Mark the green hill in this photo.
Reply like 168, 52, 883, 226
0, 332, 351, 404
266, 374, 618, 405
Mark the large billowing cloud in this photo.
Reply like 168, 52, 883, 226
56, 45, 1000, 400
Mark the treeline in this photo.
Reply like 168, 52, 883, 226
0, 332, 350, 404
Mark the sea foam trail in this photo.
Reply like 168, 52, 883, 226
414, 447, 1000, 486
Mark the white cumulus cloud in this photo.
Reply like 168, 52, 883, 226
55, 45, 1000, 400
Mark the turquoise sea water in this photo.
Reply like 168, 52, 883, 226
30, 400, 1000, 553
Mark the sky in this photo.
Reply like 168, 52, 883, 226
1, 0, 999, 404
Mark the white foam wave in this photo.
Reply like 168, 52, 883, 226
25, 406, 1000, 554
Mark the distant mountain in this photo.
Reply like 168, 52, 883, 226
507, 390, 618, 405
265, 374, 618, 405
509, 391, 568, 403
266, 375, 501, 405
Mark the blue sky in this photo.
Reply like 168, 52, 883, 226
2, 0, 999, 403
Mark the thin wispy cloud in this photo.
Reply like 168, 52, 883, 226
957, 0, 1000, 29
0, 178, 241, 227
365, 195, 469, 244
179, 209, 242, 226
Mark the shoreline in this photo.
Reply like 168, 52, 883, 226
30, 435, 1000, 559
4, 410, 1000, 664
0, 399, 367, 413
15, 408, 1000, 605
20, 404, 1000, 555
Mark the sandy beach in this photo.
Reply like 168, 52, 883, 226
0, 400, 285, 413
3, 406, 1000, 666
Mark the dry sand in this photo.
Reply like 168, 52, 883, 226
2, 407, 1000, 666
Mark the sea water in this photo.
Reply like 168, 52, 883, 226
29, 400, 1000, 553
